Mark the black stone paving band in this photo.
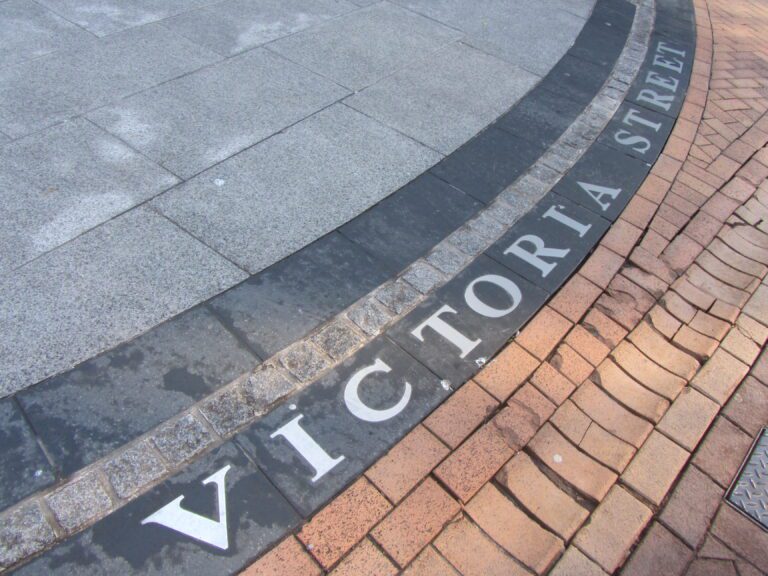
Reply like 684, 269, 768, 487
3, 0, 696, 572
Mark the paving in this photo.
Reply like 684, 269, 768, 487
0, 0, 583, 398
4, 0, 768, 573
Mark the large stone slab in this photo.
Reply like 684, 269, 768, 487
152, 103, 440, 274
268, 2, 462, 90
536, 54, 612, 106
18, 307, 258, 475
15, 443, 299, 575
0, 118, 178, 271
0, 398, 55, 512
388, 255, 548, 384
430, 127, 544, 204
34, 0, 216, 37
496, 86, 586, 150
339, 173, 482, 275
236, 337, 449, 516
89, 48, 348, 178
0, 207, 246, 397
208, 232, 390, 360
0, 23, 220, 137
0, 0, 91, 68
346, 42, 538, 154
162, 0, 356, 57
392, 0, 590, 75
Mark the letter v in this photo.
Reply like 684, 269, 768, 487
141, 465, 231, 550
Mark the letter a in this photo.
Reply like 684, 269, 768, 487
142, 465, 231, 550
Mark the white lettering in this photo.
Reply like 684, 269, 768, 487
464, 274, 522, 318
141, 465, 231, 550
623, 107, 663, 132
411, 304, 480, 358
637, 88, 674, 111
576, 182, 622, 211
614, 130, 652, 154
270, 415, 344, 482
653, 53, 684, 73
646, 70, 679, 92
657, 41, 687, 58
504, 234, 569, 278
344, 359, 411, 423
542, 205, 593, 237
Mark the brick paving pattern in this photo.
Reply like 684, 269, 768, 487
241, 0, 768, 573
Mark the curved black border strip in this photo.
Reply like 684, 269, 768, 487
10, 0, 700, 573
5, 0, 636, 495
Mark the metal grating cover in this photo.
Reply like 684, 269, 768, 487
727, 428, 768, 531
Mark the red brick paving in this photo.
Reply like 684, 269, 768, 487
241, 0, 768, 573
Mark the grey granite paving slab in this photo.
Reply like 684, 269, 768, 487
346, 41, 538, 154
0, 0, 91, 68
209, 232, 390, 360
0, 207, 246, 397
162, 0, 356, 57
153, 103, 441, 273
35, 0, 218, 37
0, 23, 221, 138
0, 118, 178, 272
0, 398, 55, 512
18, 307, 258, 475
267, 2, 463, 91
391, 0, 589, 76
89, 48, 348, 179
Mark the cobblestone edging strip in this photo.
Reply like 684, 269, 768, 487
236, 0, 768, 572
0, 0, 673, 573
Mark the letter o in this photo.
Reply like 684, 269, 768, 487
464, 274, 522, 318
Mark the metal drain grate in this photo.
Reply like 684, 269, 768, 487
727, 428, 768, 531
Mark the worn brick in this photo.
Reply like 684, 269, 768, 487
584, 309, 628, 348
628, 321, 700, 379
475, 343, 538, 402
724, 375, 768, 435
622, 523, 693, 576
657, 387, 719, 452
574, 486, 653, 573
689, 310, 731, 340
497, 453, 588, 539
366, 426, 449, 504
711, 505, 768, 573
529, 423, 617, 502
623, 431, 690, 506
710, 299, 740, 323
424, 380, 497, 449
693, 417, 754, 488
466, 484, 563, 575
691, 349, 749, 405
402, 546, 459, 576
242, 537, 321, 576
551, 343, 594, 384
601, 219, 644, 257
628, 247, 677, 287
566, 325, 610, 367
649, 305, 683, 339
572, 381, 653, 448
551, 400, 591, 444
593, 359, 670, 423
298, 478, 391, 569
673, 325, 719, 359
663, 234, 704, 274
550, 547, 608, 576
550, 275, 602, 322
622, 195, 659, 228
596, 292, 643, 330
371, 478, 459, 568
702, 250, 760, 290
672, 277, 717, 310
687, 264, 751, 307
580, 422, 636, 473
660, 466, 724, 548
686, 211, 723, 246
662, 291, 697, 323
721, 325, 761, 364
530, 362, 575, 405
434, 517, 527, 576
580, 246, 625, 289
516, 307, 573, 361
330, 539, 397, 576
611, 341, 686, 400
